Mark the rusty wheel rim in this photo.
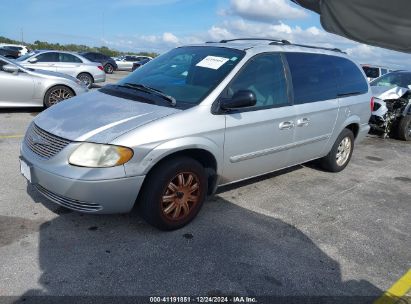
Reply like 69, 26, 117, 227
161, 172, 200, 221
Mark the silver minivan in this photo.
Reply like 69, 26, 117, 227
20, 39, 372, 230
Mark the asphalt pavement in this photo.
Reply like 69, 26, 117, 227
0, 71, 410, 302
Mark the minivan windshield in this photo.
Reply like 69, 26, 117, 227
116, 46, 245, 106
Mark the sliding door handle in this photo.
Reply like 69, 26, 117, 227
296, 118, 310, 127
279, 121, 295, 130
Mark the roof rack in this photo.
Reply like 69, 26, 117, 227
218, 38, 291, 45
207, 37, 344, 53
281, 42, 344, 53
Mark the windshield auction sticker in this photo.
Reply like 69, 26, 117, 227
196, 56, 229, 70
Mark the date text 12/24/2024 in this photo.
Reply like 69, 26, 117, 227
149, 296, 257, 303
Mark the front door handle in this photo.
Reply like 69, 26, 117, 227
279, 121, 295, 130
296, 118, 310, 127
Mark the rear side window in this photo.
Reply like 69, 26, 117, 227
333, 57, 368, 96
59, 53, 83, 63
285, 53, 337, 104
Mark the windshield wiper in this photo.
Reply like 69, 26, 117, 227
118, 83, 176, 106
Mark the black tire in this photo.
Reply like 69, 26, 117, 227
138, 157, 208, 230
76, 73, 93, 88
396, 115, 411, 141
104, 63, 114, 74
43, 85, 74, 108
320, 129, 355, 172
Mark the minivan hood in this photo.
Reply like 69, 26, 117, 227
34, 90, 181, 143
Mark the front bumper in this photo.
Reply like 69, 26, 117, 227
21, 156, 145, 214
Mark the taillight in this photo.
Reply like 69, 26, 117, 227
97, 66, 104, 71
370, 97, 375, 112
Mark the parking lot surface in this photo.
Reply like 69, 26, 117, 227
0, 72, 410, 301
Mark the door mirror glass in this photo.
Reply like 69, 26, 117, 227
221, 90, 257, 110
28, 57, 38, 64
3, 64, 19, 74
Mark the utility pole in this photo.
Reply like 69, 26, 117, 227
21, 28, 24, 44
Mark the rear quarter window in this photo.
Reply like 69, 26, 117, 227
285, 53, 338, 104
333, 57, 368, 96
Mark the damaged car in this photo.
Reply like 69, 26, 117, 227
370, 71, 411, 140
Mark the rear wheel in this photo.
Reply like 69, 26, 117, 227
396, 115, 411, 141
104, 63, 114, 74
44, 86, 74, 108
320, 129, 354, 172
76, 73, 93, 88
139, 157, 208, 230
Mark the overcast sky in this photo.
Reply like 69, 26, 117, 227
1, 0, 411, 69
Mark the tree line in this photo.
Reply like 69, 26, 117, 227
0, 36, 159, 58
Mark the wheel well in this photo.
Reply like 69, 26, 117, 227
43, 85, 75, 105
345, 123, 359, 138
149, 149, 218, 195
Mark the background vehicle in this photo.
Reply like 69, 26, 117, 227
16, 50, 106, 88
0, 47, 20, 59
79, 52, 118, 74
370, 71, 411, 140
131, 58, 151, 71
0, 43, 30, 56
20, 39, 371, 230
115, 55, 153, 71
362, 64, 393, 82
0, 55, 87, 108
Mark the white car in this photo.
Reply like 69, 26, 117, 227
16, 50, 106, 88
0, 43, 30, 56
114, 55, 153, 71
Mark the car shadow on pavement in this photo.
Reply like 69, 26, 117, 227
16, 184, 382, 303
0, 108, 42, 115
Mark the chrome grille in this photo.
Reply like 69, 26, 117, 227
34, 184, 102, 212
24, 123, 71, 159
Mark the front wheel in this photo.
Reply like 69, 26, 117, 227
138, 157, 208, 230
76, 73, 93, 88
320, 129, 354, 172
396, 115, 411, 141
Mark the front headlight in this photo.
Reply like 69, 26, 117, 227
69, 143, 133, 168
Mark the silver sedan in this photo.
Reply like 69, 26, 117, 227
16, 50, 106, 88
0, 56, 88, 108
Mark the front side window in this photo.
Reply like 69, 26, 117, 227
285, 53, 338, 104
116, 46, 245, 107
224, 53, 289, 109
59, 53, 82, 63
36, 52, 59, 62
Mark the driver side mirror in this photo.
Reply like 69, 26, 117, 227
3, 64, 20, 74
28, 57, 38, 64
220, 90, 257, 111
